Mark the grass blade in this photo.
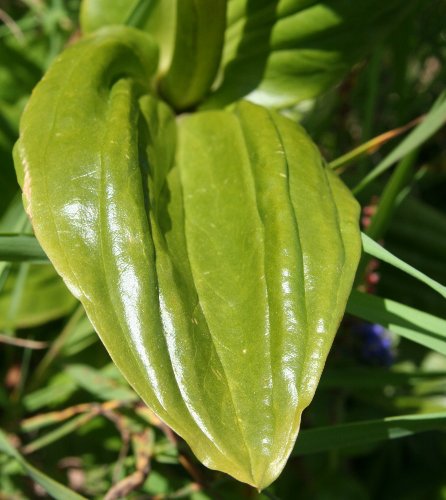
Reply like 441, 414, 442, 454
0, 333, 48, 349
0, 234, 48, 263
329, 116, 422, 171
22, 413, 95, 455
31, 304, 86, 388
65, 365, 138, 402
293, 412, 446, 455
362, 233, 446, 299
365, 150, 418, 240
353, 91, 446, 193
0, 428, 86, 500
320, 368, 446, 391
347, 290, 446, 355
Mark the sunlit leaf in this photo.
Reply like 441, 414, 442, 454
81, 0, 227, 110
14, 26, 360, 489
80, 0, 176, 72
79, 1, 420, 111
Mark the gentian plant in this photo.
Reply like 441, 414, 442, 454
4, 0, 445, 495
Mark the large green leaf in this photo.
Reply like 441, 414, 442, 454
14, 27, 360, 488
204, 0, 420, 109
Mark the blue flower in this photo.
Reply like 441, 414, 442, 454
355, 323, 395, 367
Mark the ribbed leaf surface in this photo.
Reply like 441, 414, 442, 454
14, 27, 360, 488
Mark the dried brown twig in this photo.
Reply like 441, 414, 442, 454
0, 333, 48, 350
104, 429, 154, 500
21, 400, 125, 432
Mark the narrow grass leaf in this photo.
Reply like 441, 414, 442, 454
320, 368, 446, 391
347, 290, 446, 355
32, 304, 86, 387
365, 150, 418, 240
23, 375, 77, 412
354, 91, 446, 193
0, 234, 48, 263
65, 364, 138, 402
329, 117, 422, 171
293, 412, 446, 455
4, 262, 30, 333
0, 428, 86, 500
362, 233, 446, 299
22, 413, 94, 455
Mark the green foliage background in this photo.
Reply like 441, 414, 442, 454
0, 1, 446, 498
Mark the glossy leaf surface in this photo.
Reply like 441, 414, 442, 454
14, 27, 360, 488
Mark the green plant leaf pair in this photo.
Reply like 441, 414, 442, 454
13, 25, 361, 488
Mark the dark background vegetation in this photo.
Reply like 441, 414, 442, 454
0, 1, 445, 498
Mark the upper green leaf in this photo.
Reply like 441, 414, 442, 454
80, 0, 419, 110
14, 27, 360, 488
204, 0, 420, 109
